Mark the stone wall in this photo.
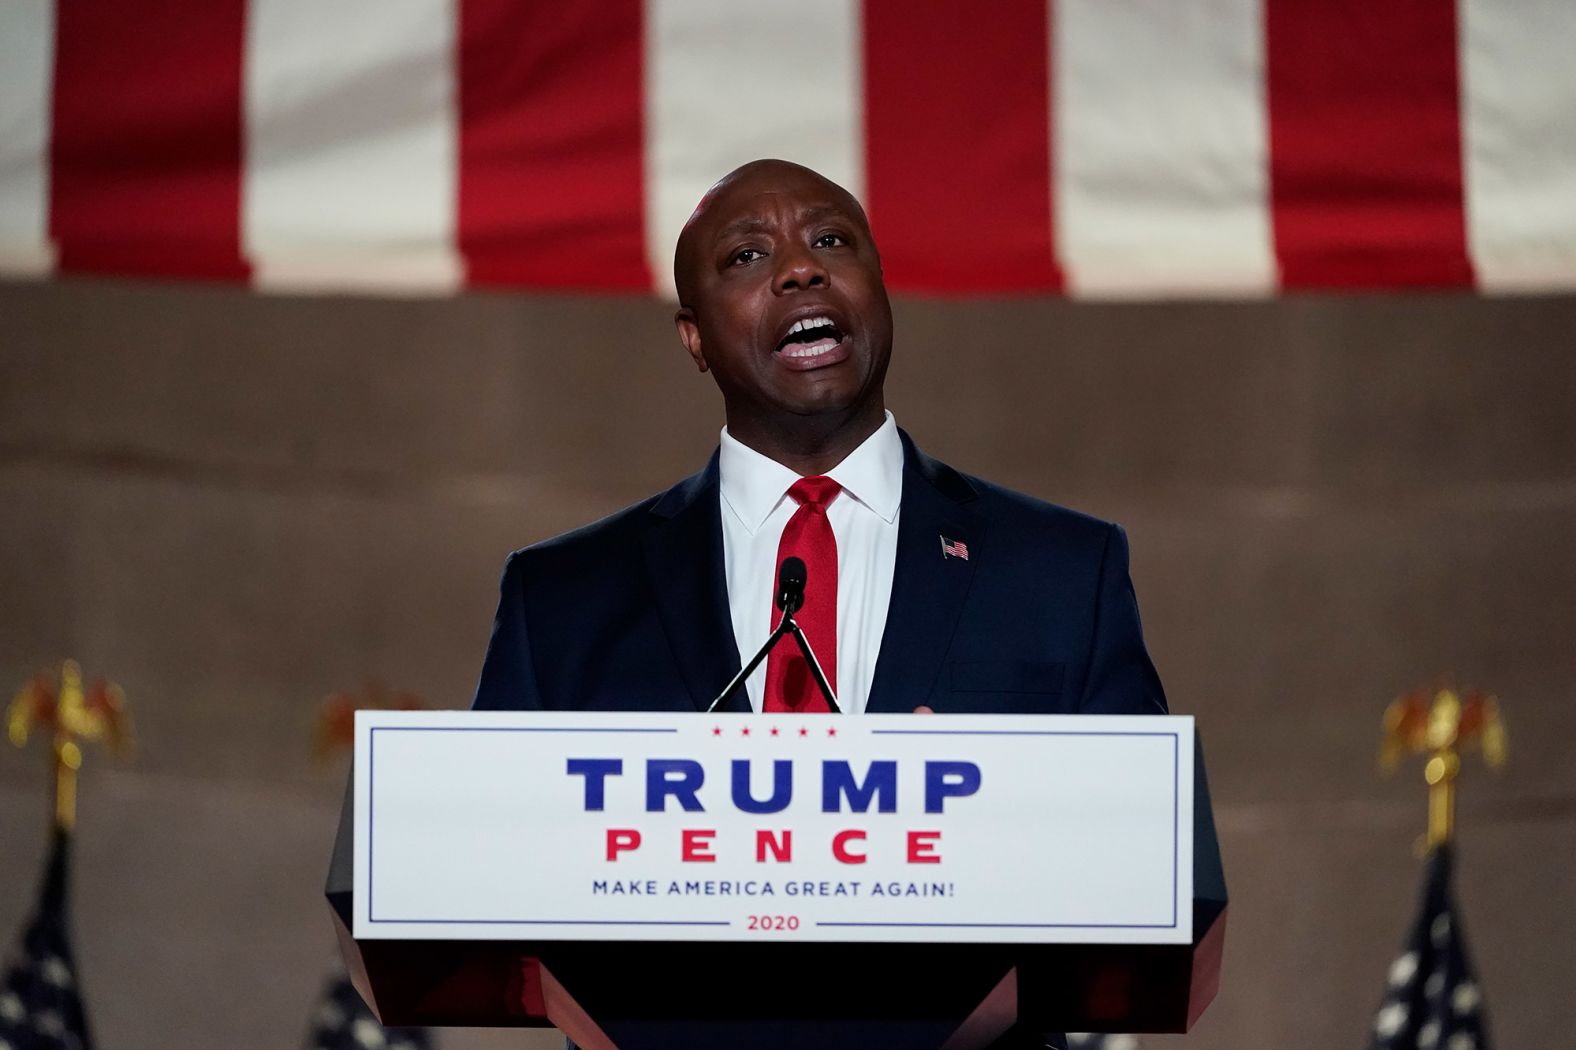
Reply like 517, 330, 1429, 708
2, 277, 1573, 1048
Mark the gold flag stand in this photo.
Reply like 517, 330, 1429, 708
1380, 682, 1507, 850
7, 660, 134, 831
314, 679, 426, 764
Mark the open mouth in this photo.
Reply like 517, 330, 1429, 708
775, 315, 845, 359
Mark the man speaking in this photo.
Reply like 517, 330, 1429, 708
468, 160, 1169, 1048
472, 158, 1166, 721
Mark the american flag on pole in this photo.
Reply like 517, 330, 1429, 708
0, 831, 94, 1050
1369, 847, 1492, 1050
1, 0, 1573, 299
304, 970, 434, 1050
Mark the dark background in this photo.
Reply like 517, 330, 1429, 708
2, 277, 1573, 1047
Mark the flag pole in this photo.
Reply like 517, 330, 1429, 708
7, 659, 134, 831
1369, 682, 1504, 1050
1380, 682, 1507, 850
2, 660, 130, 1050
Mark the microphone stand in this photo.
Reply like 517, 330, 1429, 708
707, 606, 840, 714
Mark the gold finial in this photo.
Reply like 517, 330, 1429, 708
7, 660, 135, 831
314, 679, 425, 763
1380, 680, 1506, 850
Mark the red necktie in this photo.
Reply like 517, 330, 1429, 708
763, 476, 841, 713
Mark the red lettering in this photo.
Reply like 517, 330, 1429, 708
606, 828, 641, 860
907, 830, 942, 863
756, 829, 792, 862
682, 828, 717, 862
832, 829, 867, 864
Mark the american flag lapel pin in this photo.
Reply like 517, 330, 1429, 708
940, 535, 969, 560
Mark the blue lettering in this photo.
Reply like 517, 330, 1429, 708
732, 759, 793, 814
924, 760, 981, 813
646, 758, 706, 812
566, 758, 622, 810
822, 760, 897, 813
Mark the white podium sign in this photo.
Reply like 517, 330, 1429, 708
353, 711, 1193, 945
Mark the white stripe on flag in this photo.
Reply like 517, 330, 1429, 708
644, 0, 863, 298
0, 0, 57, 276
243, 0, 460, 294
1460, 0, 1576, 293
1054, 0, 1275, 298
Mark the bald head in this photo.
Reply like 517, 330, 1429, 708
667, 156, 893, 474
673, 159, 876, 306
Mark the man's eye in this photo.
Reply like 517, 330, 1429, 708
731, 248, 764, 265
813, 233, 848, 249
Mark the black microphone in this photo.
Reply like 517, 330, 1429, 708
707, 555, 837, 713
774, 556, 838, 712
777, 556, 806, 614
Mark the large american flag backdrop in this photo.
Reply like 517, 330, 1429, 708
1, 0, 1573, 299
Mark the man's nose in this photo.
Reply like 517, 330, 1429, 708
773, 244, 828, 294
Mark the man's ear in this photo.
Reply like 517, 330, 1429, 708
674, 307, 708, 373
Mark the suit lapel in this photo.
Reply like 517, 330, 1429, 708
641, 453, 746, 711
865, 434, 983, 714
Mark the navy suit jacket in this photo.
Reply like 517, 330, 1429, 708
472, 432, 1165, 718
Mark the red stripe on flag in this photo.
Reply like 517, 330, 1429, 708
863, 0, 1061, 293
459, 0, 647, 291
1266, 0, 1472, 289
50, 0, 248, 281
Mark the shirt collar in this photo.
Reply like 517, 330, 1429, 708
719, 411, 903, 534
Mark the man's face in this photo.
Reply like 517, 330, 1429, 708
674, 163, 893, 433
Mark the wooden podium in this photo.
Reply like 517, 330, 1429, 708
326, 711, 1227, 1049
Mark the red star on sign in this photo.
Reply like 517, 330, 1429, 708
741, 727, 751, 737
827, 727, 838, 737
712, 727, 722, 736
798, 728, 809, 737
770, 727, 780, 736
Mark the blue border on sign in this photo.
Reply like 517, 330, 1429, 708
365, 723, 1183, 933
367, 725, 722, 929
827, 728, 1183, 931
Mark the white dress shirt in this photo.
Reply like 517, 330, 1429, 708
719, 411, 904, 714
